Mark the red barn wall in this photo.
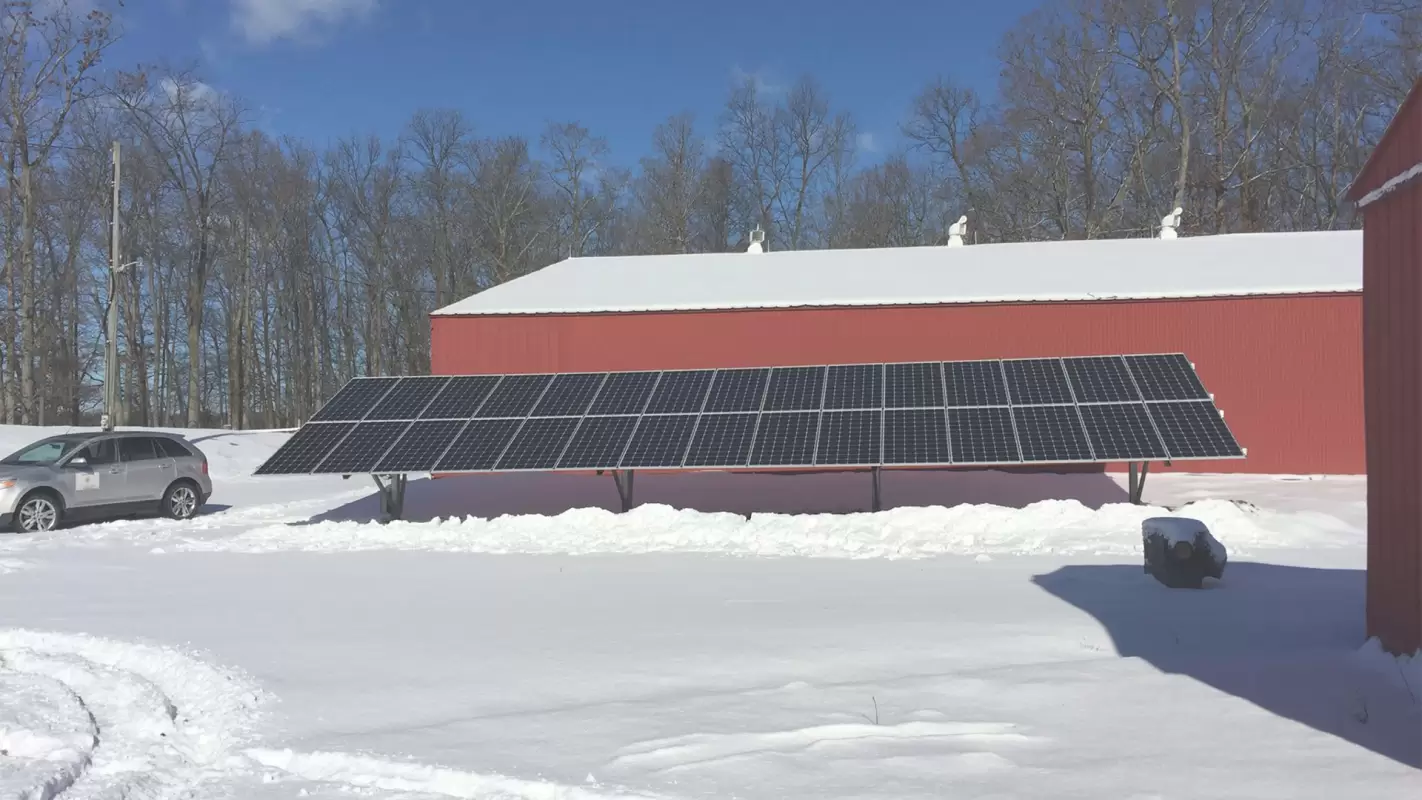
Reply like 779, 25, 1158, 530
1362, 178, 1422, 654
431, 294, 1363, 475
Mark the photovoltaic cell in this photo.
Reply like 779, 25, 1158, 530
646, 371, 714, 414
815, 410, 881, 465
749, 412, 820, 466
495, 417, 581, 470
558, 416, 638, 469
367, 377, 449, 420
419, 375, 501, 419
703, 369, 770, 413
1146, 401, 1243, 458
1078, 404, 1167, 460
1126, 354, 1209, 401
621, 415, 698, 467
375, 419, 468, 472
1013, 405, 1093, 462
1004, 359, 1074, 405
434, 418, 521, 471
684, 413, 758, 467
885, 363, 943, 408
943, 360, 1008, 407
1065, 357, 1140, 403
314, 421, 411, 474
883, 409, 950, 464
532, 373, 605, 417
588, 372, 659, 415
947, 407, 1019, 464
477, 374, 553, 418
823, 364, 883, 410
311, 378, 398, 421
763, 367, 826, 411
255, 422, 354, 474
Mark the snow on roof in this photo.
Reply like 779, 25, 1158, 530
432, 230, 1362, 317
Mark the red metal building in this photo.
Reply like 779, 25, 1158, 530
432, 231, 1363, 476
1349, 79, 1422, 655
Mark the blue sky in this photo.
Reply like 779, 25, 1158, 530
110, 0, 1042, 165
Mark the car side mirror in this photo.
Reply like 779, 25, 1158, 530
66, 456, 89, 468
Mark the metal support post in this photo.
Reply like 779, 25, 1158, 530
871, 467, 882, 512
1127, 462, 1150, 505
103, 141, 121, 431
612, 469, 635, 512
373, 474, 407, 523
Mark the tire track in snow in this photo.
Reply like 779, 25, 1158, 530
0, 630, 667, 800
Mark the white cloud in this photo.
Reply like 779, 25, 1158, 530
231, 0, 377, 45
856, 132, 879, 153
730, 65, 786, 97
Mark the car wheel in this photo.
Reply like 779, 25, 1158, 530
15, 493, 61, 533
163, 482, 201, 521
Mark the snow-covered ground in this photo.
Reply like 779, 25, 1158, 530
0, 424, 1416, 798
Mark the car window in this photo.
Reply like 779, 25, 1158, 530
120, 438, 159, 462
79, 439, 119, 466
156, 438, 192, 459
2, 437, 83, 465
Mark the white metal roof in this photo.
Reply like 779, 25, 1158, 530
432, 230, 1362, 317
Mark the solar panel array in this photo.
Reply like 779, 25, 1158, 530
255, 354, 1244, 476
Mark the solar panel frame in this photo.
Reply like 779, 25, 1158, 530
367, 376, 451, 421
255, 422, 357, 474
419, 375, 502, 420
310, 377, 400, 422
374, 418, 470, 473
495, 416, 583, 471
255, 354, 1242, 476
312, 420, 413, 474
1126, 354, 1210, 401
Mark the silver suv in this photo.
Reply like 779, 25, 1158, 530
0, 431, 213, 533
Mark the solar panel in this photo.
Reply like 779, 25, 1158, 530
704, 369, 770, 413
1078, 404, 1167, 460
943, 360, 1008, 407
646, 371, 714, 414
368, 377, 449, 420
883, 409, 950, 463
749, 412, 820, 465
311, 378, 399, 421
588, 372, 659, 415
885, 362, 943, 408
684, 413, 758, 467
532, 373, 605, 417
314, 421, 411, 474
478, 374, 554, 418
1013, 405, 1093, 462
816, 410, 881, 465
1146, 401, 1243, 458
558, 415, 638, 469
256, 423, 355, 474
1004, 359, 1074, 405
1064, 357, 1140, 403
763, 367, 826, 411
496, 417, 580, 470
947, 407, 1019, 464
256, 353, 1239, 477
421, 375, 501, 419
375, 419, 468, 472
1126, 354, 1209, 401
435, 418, 522, 471
823, 364, 883, 410
621, 415, 698, 467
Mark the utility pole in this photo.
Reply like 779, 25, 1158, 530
103, 141, 120, 431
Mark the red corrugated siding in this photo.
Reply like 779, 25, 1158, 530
431, 294, 1363, 475
1352, 81, 1422, 199
1364, 176, 1422, 655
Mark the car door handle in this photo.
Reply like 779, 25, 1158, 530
159, 462, 172, 469
107, 467, 122, 474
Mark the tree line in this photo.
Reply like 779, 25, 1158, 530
0, 0, 1416, 429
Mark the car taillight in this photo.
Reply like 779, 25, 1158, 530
201, 459, 208, 475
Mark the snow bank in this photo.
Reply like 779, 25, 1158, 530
1354, 637, 1422, 700
178, 497, 1353, 559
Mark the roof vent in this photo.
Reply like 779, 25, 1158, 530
747, 226, 766, 254
947, 215, 968, 248
1159, 207, 1183, 239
